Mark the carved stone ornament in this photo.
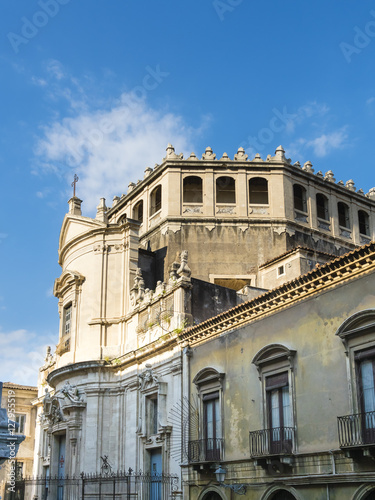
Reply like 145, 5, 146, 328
163, 143, 183, 161
183, 206, 202, 214
324, 170, 336, 183
217, 206, 234, 214
60, 381, 82, 403
234, 147, 248, 161
177, 250, 191, 278
202, 147, 216, 160
220, 152, 230, 161
187, 152, 198, 160
130, 268, 145, 306
345, 179, 356, 191
302, 161, 314, 173
138, 363, 159, 390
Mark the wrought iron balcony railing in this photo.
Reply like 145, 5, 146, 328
188, 438, 224, 463
249, 427, 295, 457
338, 411, 375, 448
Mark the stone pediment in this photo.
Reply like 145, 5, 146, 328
54, 270, 85, 298
59, 213, 107, 258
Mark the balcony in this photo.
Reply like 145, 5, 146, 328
188, 438, 224, 463
338, 411, 375, 457
249, 427, 295, 469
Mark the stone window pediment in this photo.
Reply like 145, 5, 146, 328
193, 367, 225, 389
252, 344, 296, 374
336, 310, 375, 347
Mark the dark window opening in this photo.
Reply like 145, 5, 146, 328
203, 391, 221, 461
266, 373, 292, 454
249, 177, 269, 204
150, 186, 162, 216
316, 193, 329, 221
183, 176, 203, 203
216, 176, 235, 204
338, 202, 350, 229
293, 184, 307, 213
133, 200, 143, 223
359, 210, 370, 236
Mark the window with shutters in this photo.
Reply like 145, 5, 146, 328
250, 344, 296, 461
336, 310, 375, 452
189, 367, 225, 463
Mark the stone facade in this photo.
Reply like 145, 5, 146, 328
33, 145, 375, 499
0, 383, 37, 498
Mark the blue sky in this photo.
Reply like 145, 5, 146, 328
1, 0, 375, 385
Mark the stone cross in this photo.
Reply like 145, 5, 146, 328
71, 174, 79, 197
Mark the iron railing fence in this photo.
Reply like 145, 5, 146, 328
249, 427, 295, 457
5, 471, 179, 500
338, 411, 375, 447
188, 438, 224, 463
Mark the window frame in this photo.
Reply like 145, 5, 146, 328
183, 176, 203, 204
63, 303, 72, 336
336, 310, 375, 414
316, 193, 329, 221
338, 201, 351, 229
216, 176, 236, 204
150, 185, 162, 216
252, 344, 296, 454
358, 210, 370, 237
133, 200, 144, 224
15, 414, 26, 434
249, 177, 269, 205
293, 184, 307, 214
193, 367, 225, 462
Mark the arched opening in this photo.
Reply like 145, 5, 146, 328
133, 200, 143, 223
249, 177, 269, 204
358, 210, 370, 236
183, 176, 203, 203
271, 491, 296, 500
150, 185, 162, 216
338, 202, 350, 228
202, 492, 223, 500
316, 193, 329, 220
293, 184, 307, 213
216, 176, 235, 204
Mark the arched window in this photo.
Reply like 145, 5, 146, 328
316, 193, 329, 221
183, 176, 203, 203
271, 491, 296, 500
338, 202, 350, 229
293, 184, 307, 213
133, 200, 143, 223
216, 176, 235, 204
358, 210, 370, 236
249, 177, 268, 204
150, 185, 162, 216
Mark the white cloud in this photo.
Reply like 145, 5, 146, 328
35, 94, 206, 213
366, 97, 375, 106
286, 127, 349, 160
305, 127, 348, 157
0, 329, 50, 386
31, 76, 47, 87
45, 59, 65, 80
284, 101, 330, 134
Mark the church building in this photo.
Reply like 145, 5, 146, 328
32, 144, 375, 499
